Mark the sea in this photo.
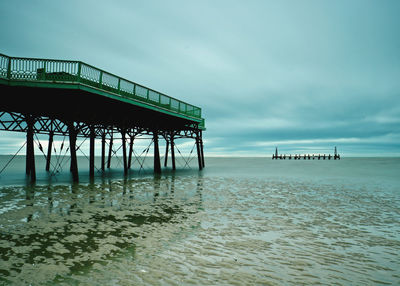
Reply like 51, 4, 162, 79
0, 156, 399, 285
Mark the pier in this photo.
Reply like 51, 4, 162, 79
272, 147, 341, 160
0, 53, 205, 182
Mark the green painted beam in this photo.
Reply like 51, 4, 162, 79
0, 53, 205, 129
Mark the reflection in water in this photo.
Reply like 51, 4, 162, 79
0, 171, 399, 285
24, 186, 34, 223
0, 175, 203, 285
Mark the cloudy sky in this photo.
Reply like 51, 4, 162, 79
1, 0, 399, 156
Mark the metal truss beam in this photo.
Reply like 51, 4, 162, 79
0, 111, 205, 182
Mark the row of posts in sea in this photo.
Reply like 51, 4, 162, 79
272, 147, 341, 160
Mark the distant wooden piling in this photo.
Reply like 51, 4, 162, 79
273, 147, 341, 160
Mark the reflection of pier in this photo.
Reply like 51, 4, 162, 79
272, 147, 341, 160
0, 175, 203, 283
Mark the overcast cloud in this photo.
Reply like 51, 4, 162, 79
1, 0, 399, 156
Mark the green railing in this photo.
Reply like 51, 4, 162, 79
0, 53, 203, 124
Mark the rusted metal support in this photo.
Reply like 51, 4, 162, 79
170, 135, 176, 171
199, 130, 205, 168
196, 133, 203, 170
164, 139, 169, 167
121, 129, 128, 175
68, 122, 79, 183
25, 115, 36, 182
45, 131, 54, 172
200, 140, 205, 168
153, 131, 161, 174
101, 131, 106, 171
89, 126, 95, 179
128, 135, 134, 169
107, 132, 113, 169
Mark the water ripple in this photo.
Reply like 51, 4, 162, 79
0, 175, 399, 285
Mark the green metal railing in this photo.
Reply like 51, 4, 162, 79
0, 53, 204, 126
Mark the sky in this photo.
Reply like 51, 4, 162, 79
1, 0, 399, 157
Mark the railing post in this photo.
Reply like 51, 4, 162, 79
77, 62, 82, 81
133, 83, 136, 96
99, 70, 103, 87
146, 89, 149, 100
117, 78, 121, 94
7, 57, 11, 79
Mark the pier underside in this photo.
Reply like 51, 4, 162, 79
0, 84, 205, 183
0, 84, 198, 131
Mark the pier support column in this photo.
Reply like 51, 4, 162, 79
45, 131, 54, 172
164, 139, 169, 167
199, 131, 205, 168
196, 132, 203, 170
121, 129, 128, 175
170, 135, 176, 171
101, 131, 106, 171
107, 132, 113, 169
25, 115, 36, 182
68, 122, 79, 183
153, 131, 161, 174
128, 135, 134, 169
89, 126, 95, 179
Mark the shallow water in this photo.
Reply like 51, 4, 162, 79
0, 157, 399, 285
